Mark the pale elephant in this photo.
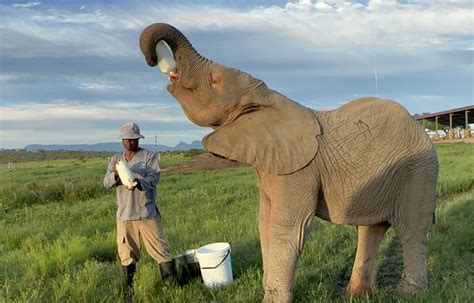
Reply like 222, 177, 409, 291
139, 23, 438, 302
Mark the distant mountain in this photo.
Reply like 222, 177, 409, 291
24, 140, 203, 152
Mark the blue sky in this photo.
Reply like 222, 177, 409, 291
0, 0, 472, 149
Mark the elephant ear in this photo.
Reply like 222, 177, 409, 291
202, 101, 321, 175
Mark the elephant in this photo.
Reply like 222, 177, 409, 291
139, 23, 438, 302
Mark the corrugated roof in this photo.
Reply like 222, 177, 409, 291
415, 105, 474, 127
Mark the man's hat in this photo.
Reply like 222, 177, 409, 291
119, 122, 145, 139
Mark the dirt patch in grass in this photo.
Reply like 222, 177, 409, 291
162, 153, 248, 173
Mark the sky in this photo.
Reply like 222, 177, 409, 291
0, 0, 472, 149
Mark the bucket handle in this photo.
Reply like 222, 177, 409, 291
200, 249, 230, 270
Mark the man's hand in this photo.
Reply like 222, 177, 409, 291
112, 160, 119, 176
133, 178, 142, 191
126, 178, 140, 191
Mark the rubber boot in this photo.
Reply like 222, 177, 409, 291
122, 263, 136, 302
159, 259, 177, 286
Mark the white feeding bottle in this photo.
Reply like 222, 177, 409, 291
115, 160, 138, 189
156, 40, 176, 74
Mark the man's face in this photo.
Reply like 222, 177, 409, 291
122, 139, 139, 151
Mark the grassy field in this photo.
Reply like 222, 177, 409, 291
1, 143, 473, 302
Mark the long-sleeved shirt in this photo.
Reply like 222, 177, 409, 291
103, 148, 160, 221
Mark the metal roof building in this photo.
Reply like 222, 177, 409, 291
415, 105, 473, 140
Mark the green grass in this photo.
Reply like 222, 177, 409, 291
435, 143, 474, 197
1, 143, 473, 302
0, 153, 194, 212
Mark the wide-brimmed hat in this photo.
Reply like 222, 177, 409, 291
119, 122, 145, 139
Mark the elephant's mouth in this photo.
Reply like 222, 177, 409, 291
167, 79, 186, 95
166, 82, 175, 94
166, 71, 179, 94
166, 72, 196, 95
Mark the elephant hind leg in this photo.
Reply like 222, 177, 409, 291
394, 164, 436, 294
394, 216, 431, 294
344, 222, 389, 297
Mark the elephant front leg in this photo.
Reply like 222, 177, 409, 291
263, 212, 315, 303
258, 167, 319, 302
259, 187, 271, 287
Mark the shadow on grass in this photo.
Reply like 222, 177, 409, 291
90, 246, 117, 263
329, 232, 404, 296
377, 236, 403, 288
227, 238, 262, 279
322, 191, 473, 301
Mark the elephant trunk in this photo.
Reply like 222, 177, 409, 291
139, 23, 205, 69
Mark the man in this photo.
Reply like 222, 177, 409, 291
103, 122, 176, 299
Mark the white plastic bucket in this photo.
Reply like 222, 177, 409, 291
196, 242, 233, 288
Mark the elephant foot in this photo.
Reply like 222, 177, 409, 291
343, 279, 375, 298
395, 278, 426, 295
262, 289, 292, 303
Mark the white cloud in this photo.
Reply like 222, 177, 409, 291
2, 1, 471, 61
407, 95, 443, 100
0, 73, 24, 82
78, 81, 127, 91
1, 8, 136, 58
1, 1, 472, 148
1, 101, 188, 123
12, 1, 41, 8
0, 100, 209, 148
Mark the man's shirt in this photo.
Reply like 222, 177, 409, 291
103, 148, 160, 220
